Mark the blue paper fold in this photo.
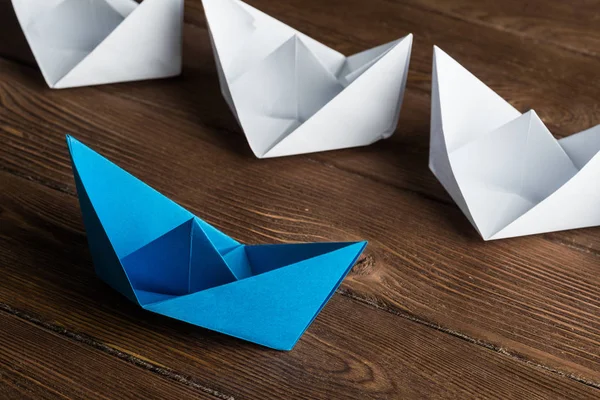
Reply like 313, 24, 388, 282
67, 135, 367, 350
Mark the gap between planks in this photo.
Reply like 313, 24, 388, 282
336, 287, 600, 390
1, 165, 600, 392
0, 302, 236, 400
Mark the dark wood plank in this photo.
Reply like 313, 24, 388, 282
4, 16, 600, 380
2, 55, 600, 390
1, 170, 598, 399
405, 0, 600, 58
1, 0, 600, 396
0, 372, 43, 400
0, 310, 220, 400
0, 0, 35, 65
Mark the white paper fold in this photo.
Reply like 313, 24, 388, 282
202, 0, 413, 158
430, 46, 600, 240
11, 0, 184, 88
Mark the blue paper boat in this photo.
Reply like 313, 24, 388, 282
67, 135, 367, 350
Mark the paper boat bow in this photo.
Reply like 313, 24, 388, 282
11, 0, 184, 88
430, 47, 600, 240
202, 0, 413, 158
67, 136, 366, 350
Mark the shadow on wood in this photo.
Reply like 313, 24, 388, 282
0, 0, 35, 65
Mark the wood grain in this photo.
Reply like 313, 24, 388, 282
3, 39, 600, 385
1, 0, 600, 397
406, 0, 600, 58
0, 310, 218, 400
1, 170, 599, 399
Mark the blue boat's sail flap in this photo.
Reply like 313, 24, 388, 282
194, 218, 241, 254
70, 165, 138, 303
221, 246, 253, 280
121, 219, 194, 297
66, 135, 194, 259
244, 242, 359, 276
143, 241, 367, 350
189, 219, 239, 292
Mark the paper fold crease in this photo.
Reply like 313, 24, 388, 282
430, 46, 600, 240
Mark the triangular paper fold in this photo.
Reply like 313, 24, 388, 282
70, 160, 138, 303
202, 0, 413, 158
430, 46, 600, 240
67, 135, 367, 350
144, 241, 366, 350
67, 135, 193, 259
189, 219, 239, 293
121, 219, 194, 296
11, 0, 183, 88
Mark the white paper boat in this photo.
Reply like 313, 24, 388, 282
430, 46, 600, 240
202, 0, 413, 158
11, 0, 184, 88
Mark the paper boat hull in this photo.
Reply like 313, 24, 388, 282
67, 135, 367, 350
202, 0, 413, 158
430, 46, 600, 240
11, 0, 184, 89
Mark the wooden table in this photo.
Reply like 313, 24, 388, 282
2, 0, 600, 398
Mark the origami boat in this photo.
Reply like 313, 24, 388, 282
430, 46, 600, 240
11, 0, 184, 88
202, 0, 413, 158
67, 135, 367, 350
